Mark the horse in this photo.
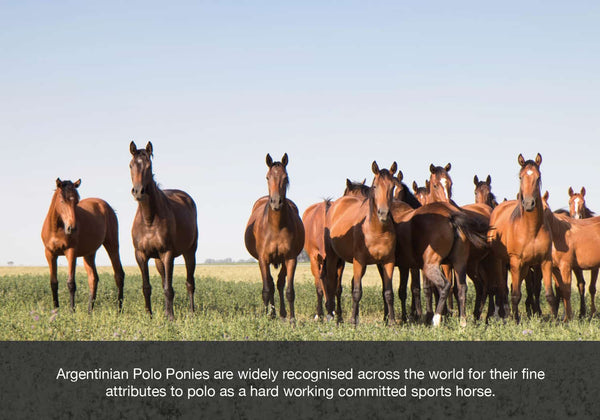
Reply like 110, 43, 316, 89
324, 162, 400, 325
488, 153, 558, 322
568, 187, 594, 220
389, 199, 489, 326
129, 141, 198, 320
393, 171, 422, 209
245, 153, 305, 321
428, 163, 459, 207
41, 178, 125, 312
474, 175, 499, 208
302, 179, 367, 320
412, 181, 429, 206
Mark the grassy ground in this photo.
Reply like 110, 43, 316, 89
0, 263, 598, 340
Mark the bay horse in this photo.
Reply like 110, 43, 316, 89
412, 181, 429, 206
41, 178, 125, 312
245, 153, 305, 321
324, 162, 399, 325
474, 175, 499, 208
488, 153, 557, 322
129, 141, 198, 320
428, 163, 459, 207
389, 199, 489, 326
302, 179, 367, 320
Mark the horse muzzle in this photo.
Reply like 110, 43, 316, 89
377, 208, 390, 222
269, 196, 283, 211
131, 185, 147, 201
522, 197, 536, 212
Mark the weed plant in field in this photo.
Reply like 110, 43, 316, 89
0, 264, 599, 340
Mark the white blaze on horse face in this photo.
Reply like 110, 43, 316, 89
440, 178, 449, 201
573, 198, 582, 219
526, 170, 533, 176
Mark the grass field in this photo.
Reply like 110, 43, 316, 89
0, 263, 599, 340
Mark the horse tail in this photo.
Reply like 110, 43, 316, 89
323, 198, 333, 213
449, 210, 489, 249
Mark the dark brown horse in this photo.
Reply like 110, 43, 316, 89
41, 179, 125, 312
324, 162, 399, 325
245, 153, 305, 321
488, 153, 557, 322
302, 179, 367, 320
129, 141, 198, 320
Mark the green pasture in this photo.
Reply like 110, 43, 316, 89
0, 264, 598, 340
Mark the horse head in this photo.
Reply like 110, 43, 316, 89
370, 161, 399, 223
55, 178, 81, 235
129, 141, 154, 201
265, 153, 289, 211
517, 153, 542, 212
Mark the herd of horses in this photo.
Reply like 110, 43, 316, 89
40, 144, 600, 327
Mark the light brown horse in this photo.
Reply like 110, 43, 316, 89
488, 153, 557, 322
324, 162, 400, 325
129, 141, 198, 320
245, 153, 305, 321
41, 179, 124, 312
428, 163, 458, 206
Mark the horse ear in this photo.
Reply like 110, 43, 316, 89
56, 178, 62, 188
429, 164, 435, 174
281, 153, 288, 167
266, 154, 273, 168
346, 178, 352, 189
445, 163, 451, 172
73, 179, 81, 188
146, 142, 153, 157
425, 180, 430, 191
372, 161, 380, 175
535, 153, 542, 166
412, 181, 418, 193
543, 190, 549, 203
396, 170, 403, 182
581, 187, 586, 197
362, 178, 366, 185
486, 175, 491, 185
389, 161, 397, 175
568, 187, 574, 197
473, 175, 479, 186
129, 141, 137, 156
517, 154, 525, 167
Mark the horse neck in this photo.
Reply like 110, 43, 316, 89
367, 194, 390, 231
138, 181, 167, 225
45, 191, 61, 232
266, 199, 288, 230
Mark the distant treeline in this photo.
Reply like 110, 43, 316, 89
204, 250, 309, 265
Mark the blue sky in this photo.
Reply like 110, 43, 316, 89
1, 1, 600, 265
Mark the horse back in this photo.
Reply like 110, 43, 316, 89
163, 189, 198, 253
303, 201, 328, 260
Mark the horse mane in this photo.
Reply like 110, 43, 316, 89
583, 206, 596, 218
398, 182, 421, 209
510, 202, 522, 222
554, 209, 570, 215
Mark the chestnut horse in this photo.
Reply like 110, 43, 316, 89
302, 179, 368, 320
41, 179, 125, 312
324, 162, 399, 325
474, 175, 498, 209
245, 153, 305, 321
412, 181, 429, 206
488, 153, 557, 322
129, 141, 198, 320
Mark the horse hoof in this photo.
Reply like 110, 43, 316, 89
460, 317, 467, 328
325, 314, 334, 322
432, 314, 442, 327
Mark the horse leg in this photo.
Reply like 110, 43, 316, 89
410, 268, 422, 320
83, 253, 100, 313
541, 260, 558, 319
397, 266, 409, 322
276, 265, 287, 319
65, 248, 77, 312
442, 264, 454, 314
183, 250, 196, 313
350, 259, 366, 326
558, 264, 573, 321
423, 263, 451, 327
423, 273, 434, 323
335, 260, 344, 323
105, 244, 125, 312
376, 264, 389, 320
259, 260, 275, 318
135, 250, 152, 316
285, 258, 298, 322
508, 258, 523, 323
590, 268, 599, 317
311, 256, 324, 319
159, 251, 175, 321
473, 268, 484, 321
524, 268, 534, 317
573, 267, 586, 319
382, 261, 396, 325
45, 249, 59, 308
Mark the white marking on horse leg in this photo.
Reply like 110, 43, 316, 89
433, 313, 442, 327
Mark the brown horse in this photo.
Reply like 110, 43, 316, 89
488, 153, 557, 322
302, 179, 368, 320
474, 175, 499, 208
412, 181, 429, 206
390, 199, 489, 326
41, 179, 125, 312
428, 163, 459, 206
245, 153, 305, 321
129, 141, 198, 320
324, 162, 399, 325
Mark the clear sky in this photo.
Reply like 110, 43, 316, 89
1, 1, 599, 266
